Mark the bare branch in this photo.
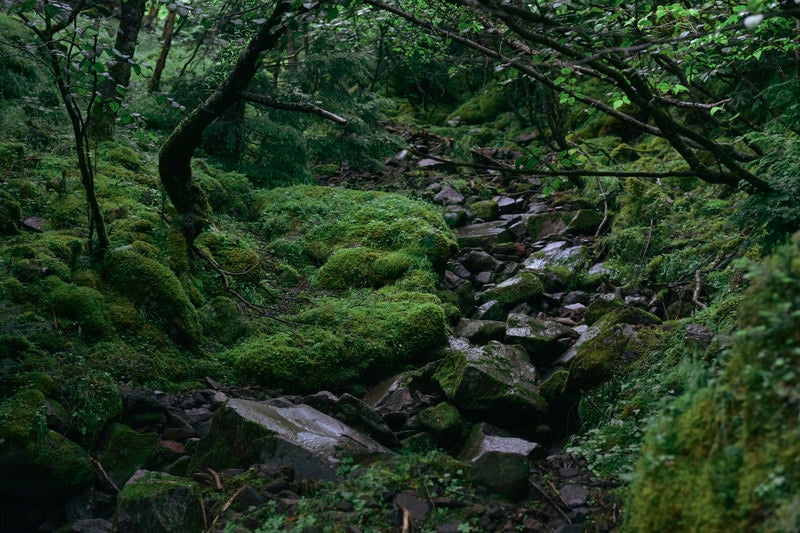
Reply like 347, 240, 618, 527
241, 92, 348, 124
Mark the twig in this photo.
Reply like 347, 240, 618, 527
531, 480, 572, 524
207, 468, 223, 491
89, 456, 120, 492
692, 269, 708, 309
594, 175, 609, 238
200, 496, 208, 531
208, 483, 250, 532
241, 92, 348, 124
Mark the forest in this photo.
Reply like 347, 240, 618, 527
0, 0, 799, 531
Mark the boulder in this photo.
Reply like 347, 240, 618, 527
455, 221, 513, 249
363, 365, 443, 430
0, 389, 93, 498
458, 423, 541, 500
454, 318, 506, 344
527, 209, 603, 240
303, 391, 399, 447
523, 241, 590, 274
479, 271, 544, 308
190, 399, 391, 481
113, 470, 202, 533
470, 199, 499, 220
433, 338, 547, 424
505, 313, 578, 362
433, 185, 465, 205
416, 402, 465, 447
471, 299, 508, 321
462, 250, 503, 274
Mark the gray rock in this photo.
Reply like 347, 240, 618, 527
454, 319, 506, 344
447, 261, 472, 279
470, 199, 500, 220
113, 470, 202, 533
458, 423, 540, 500
496, 196, 522, 214
523, 241, 589, 273
434, 339, 547, 423
462, 250, 502, 273
433, 185, 465, 205
559, 484, 590, 507
473, 271, 493, 285
472, 300, 508, 321
479, 271, 544, 308
363, 369, 440, 430
455, 221, 512, 249
505, 313, 578, 362
527, 209, 603, 240
68, 519, 113, 533
190, 399, 391, 481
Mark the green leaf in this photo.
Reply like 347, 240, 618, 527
672, 84, 689, 94
710, 106, 724, 116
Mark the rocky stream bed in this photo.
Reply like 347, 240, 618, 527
1, 132, 707, 533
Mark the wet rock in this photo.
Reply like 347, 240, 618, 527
527, 209, 603, 240
458, 423, 540, 499
479, 271, 544, 309
416, 402, 464, 447
433, 185, 465, 205
190, 399, 392, 481
434, 339, 547, 424
462, 250, 503, 274
470, 199, 499, 220
113, 470, 202, 533
455, 221, 513, 249
303, 392, 399, 447
472, 299, 508, 321
363, 367, 442, 430
504, 313, 578, 362
454, 318, 506, 344
560, 484, 589, 507
68, 518, 113, 533
447, 261, 472, 279
523, 242, 590, 276
496, 196, 523, 214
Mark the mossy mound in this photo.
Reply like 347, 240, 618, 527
222, 294, 447, 393
256, 185, 457, 276
104, 247, 201, 346
626, 234, 800, 532
0, 389, 93, 497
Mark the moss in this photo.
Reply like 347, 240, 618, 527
189, 405, 278, 471
115, 471, 204, 532
417, 402, 464, 445
223, 297, 447, 392
59, 367, 122, 445
198, 296, 253, 348
470, 199, 499, 220
0, 188, 20, 235
104, 247, 201, 346
46, 278, 113, 339
480, 271, 544, 307
101, 142, 142, 171
97, 423, 162, 485
0, 389, 93, 497
539, 369, 570, 403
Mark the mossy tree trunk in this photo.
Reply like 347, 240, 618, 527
158, 0, 299, 245
89, 0, 148, 140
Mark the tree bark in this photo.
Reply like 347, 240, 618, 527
90, 0, 147, 139
148, 8, 176, 92
158, 0, 297, 244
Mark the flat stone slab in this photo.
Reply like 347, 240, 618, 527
455, 221, 512, 249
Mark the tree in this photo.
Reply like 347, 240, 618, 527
4, 0, 114, 251
364, 0, 800, 192
158, 0, 315, 245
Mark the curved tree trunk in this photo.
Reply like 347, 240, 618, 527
158, 0, 297, 245
90, 0, 147, 139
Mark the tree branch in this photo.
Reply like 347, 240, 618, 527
240, 92, 347, 124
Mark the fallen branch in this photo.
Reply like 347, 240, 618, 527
207, 483, 249, 532
241, 92, 348, 124
89, 456, 120, 492
531, 480, 572, 524
692, 269, 708, 309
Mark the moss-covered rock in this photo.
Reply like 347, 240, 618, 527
104, 247, 201, 346
480, 271, 544, 308
96, 423, 163, 487
45, 278, 112, 339
114, 471, 203, 533
316, 247, 414, 290
222, 296, 447, 392
0, 389, 93, 497
470, 199, 499, 220
417, 402, 464, 447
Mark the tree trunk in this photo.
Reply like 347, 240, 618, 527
90, 0, 147, 139
148, 8, 176, 92
158, 0, 297, 245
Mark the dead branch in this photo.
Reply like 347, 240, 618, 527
531, 480, 572, 524
241, 92, 348, 124
207, 483, 250, 532
692, 269, 708, 309
89, 456, 120, 492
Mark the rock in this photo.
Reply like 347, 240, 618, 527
470, 199, 499, 220
433, 339, 547, 424
455, 221, 513, 249
433, 185, 465, 205
416, 402, 464, 447
480, 271, 544, 308
559, 484, 590, 507
454, 319, 506, 344
0, 389, 93, 498
504, 313, 578, 362
496, 196, 522, 215
113, 470, 203, 533
523, 242, 590, 276
458, 423, 540, 499
472, 300, 508, 321
190, 399, 392, 481
96, 423, 163, 487
363, 367, 442, 430
447, 261, 472, 279
68, 518, 113, 533
462, 250, 503, 273
304, 392, 399, 447
527, 209, 603, 239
